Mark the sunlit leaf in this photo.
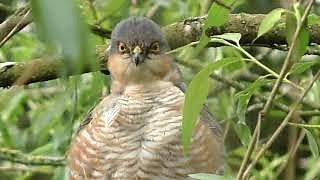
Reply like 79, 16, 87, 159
304, 128, 319, 158
182, 57, 242, 152
256, 8, 285, 40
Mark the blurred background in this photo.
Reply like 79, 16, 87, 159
0, 0, 320, 179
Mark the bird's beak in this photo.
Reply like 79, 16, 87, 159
132, 46, 144, 66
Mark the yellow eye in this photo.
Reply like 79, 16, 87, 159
118, 42, 127, 53
150, 42, 160, 53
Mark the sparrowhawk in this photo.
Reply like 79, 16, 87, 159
68, 16, 225, 180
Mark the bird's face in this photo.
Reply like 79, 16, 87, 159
115, 40, 162, 66
108, 17, 173, 85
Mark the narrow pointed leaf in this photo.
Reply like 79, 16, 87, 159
257, 8, 285, 39
182, 57, 242, 152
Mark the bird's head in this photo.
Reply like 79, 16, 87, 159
108, 17, 174, 89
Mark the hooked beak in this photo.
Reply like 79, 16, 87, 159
132, 46, 144, 66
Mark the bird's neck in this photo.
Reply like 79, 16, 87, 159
110, 79, 171, 94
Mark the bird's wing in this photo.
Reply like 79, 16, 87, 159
75, 94, 120, 134
68, 94, 121, 179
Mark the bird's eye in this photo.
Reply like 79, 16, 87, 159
150, 42, 160, 53
118, 42, 128, 53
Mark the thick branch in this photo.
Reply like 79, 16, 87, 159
163, 13, 320, 49
0, 6, 32, 46
1, 13, 320, 87
0, 45, 107, 87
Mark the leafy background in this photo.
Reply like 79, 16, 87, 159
0, 0, 320, 179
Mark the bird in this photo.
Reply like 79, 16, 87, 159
68, 16, 225, 180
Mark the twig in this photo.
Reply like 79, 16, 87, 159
237, 1, 315, 179
0, 164, 51, 173
0, 148, 65, 166
0, 6, 32, 47
89, 24, 111, 38
176, 58, 320, 117
86, 0, 98, 21
276, 129, 305, 177
287, 122, 320, 128
263, 0, 314, 117
145, 3, 160, 18
243, 70, 320, 178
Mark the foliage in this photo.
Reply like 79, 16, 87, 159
0, 0, 320, 180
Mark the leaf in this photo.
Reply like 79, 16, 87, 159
308, 14, 320, 26
195, 0, 234, 53
182, 57, 242, 153
288, 61, 316, 75
30, 143, 54, 155
256, 8, 285, 39
285, 10, 309, 60
189, 173, 234, 180
206, 0, 234, 28
236, 94, 251, 124
213, 33, 242, 44
30, 0, 93, 73
0, 117, 14, 147
104, 0, 127, 16
235, 77, 270, 123
234, 122, 252, 146
304, 128, 319, 158
233, 78, 270, 146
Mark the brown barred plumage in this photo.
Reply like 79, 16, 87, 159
68, 17, 225, 180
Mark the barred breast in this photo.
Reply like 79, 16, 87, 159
68, 81, 224, 180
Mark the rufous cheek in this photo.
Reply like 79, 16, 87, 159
108, 54, 130, 83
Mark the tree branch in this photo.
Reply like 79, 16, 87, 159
0, 5, 32, 47
1, 12, 320, 87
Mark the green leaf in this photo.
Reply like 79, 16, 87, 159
30, 143, 54, 155
233, 77, 270, 146
30, 0, 93, 73
285, 9, 309, 59
195, 34, 210, 54
195, 0, 233, 53
304, 128, 319, 158
213, 33, 242, 44
0, 117, 14, 147
308, 14, 320, 26
104, 0, 127, 16
182, 57, 242, 153
256, 8, 285, 39
234, 122, 252, 146
206, 0, 233, 28
288, 61, 316, 75
235, 77, 270, 123
189, 173, 234, 180
236, 94, 250, 124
